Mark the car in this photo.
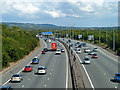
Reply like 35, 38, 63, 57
56, 49, 61, 54
93, 48, 98, 52
92, 54, 98, 58
71, 44, 73, 47
42, 51, 46, 54
11, 74, 23, 82
24, 65, 32, 72
43, 48, 47, 52
78, 45, 82, 48
68, 39, 71, 42
88, 51, 94, 55
84, 56, 90, 64
37, 66, 47, 74
114, 73, 120, 82
77, 42, 80, 44
61, 49, 65, 52
32, 57, 39, 64
84, 48, 90, 53
83, 43, 87, 47
0, 86, 12, 90
76, 48, 81, 53
74, 43, 78, 46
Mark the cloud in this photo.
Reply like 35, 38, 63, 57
13, 3, 39, 14
44, 10, 66, 18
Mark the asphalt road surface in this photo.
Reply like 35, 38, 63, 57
1, 38, 69, 88
61, 38, 118, 89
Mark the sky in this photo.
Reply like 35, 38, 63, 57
1, 0, 119, 27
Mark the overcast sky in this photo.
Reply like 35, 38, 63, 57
1, 0, 119, 27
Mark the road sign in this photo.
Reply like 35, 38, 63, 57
78, 35, 82, 39
88, 35, 94, 41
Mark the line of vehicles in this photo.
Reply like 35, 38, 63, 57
6, 38, 65, 84
63, 38, 120, 83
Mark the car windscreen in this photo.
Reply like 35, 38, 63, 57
93, 54, 97, 55
38, 68, 45, 70
12, 75, 20, 77
25, 66, 30, 68
33, 58, 38, 61
85, 58, 89, 60
116, 74, 120, 76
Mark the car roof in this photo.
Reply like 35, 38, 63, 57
13, 74, 21, 76
116, 73, 120, 75
38, 66, 45, 68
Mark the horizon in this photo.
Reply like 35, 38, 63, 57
2, 21, 118, 28
1, 1, 118, 27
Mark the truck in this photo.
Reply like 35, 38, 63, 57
51, 42, 57, 51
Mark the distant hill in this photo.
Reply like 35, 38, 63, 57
2, 22, 118, 30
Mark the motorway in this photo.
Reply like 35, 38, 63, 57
61, 38, 118, 88
1, 38, 71, 88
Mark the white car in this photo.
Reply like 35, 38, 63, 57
56, 49, 61, 54
93, 48, 98, 52
76, 48, 81, 53
84, 56, 90, 64
37, 66, 47, 74
84, 49, 90, 53
61, 49, 65, 52
11, 74, 23, 82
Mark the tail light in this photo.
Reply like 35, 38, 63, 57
19, 78, 20, 79
11, 77, 12, 80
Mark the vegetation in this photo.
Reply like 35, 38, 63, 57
55, 29, 120, 55
2, 25, 39, 68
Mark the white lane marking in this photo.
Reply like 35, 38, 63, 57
28, 78, 30, 80
50, 73, 51, 75
2, 79, 11, 86
73, 39, 118, 63
37, 39, 47, 57
47, 78, 49, 80
60, 41, 68, 89
74, 49, 95, 89
2, 39, 43, 86
104, 73, 106, 75
98, 50, 118, 63
22, 85, 24, 88
53, 65, 54, 67
115, 86, 117, 88
44, 84, 47, 87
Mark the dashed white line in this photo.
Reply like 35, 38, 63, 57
47, 78, 49, 80
50, 73, 51, 75
53, 65, 54, 67
115, 86, 117, 88
60, 41, 69, 89
44, 84, 47, 87
74, 48, 95, 89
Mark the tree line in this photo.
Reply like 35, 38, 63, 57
2, 25, 39, 69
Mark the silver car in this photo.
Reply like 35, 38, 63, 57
11, 74, 23, 82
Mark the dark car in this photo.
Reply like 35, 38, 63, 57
114, 73, 120, 82
43, 48, 47, 52
0, 86, 12, 90
78, 45, 82, 48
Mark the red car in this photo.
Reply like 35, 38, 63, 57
42, 51, 46, 54
24, 66, 32, 72
92, 54, 98, 58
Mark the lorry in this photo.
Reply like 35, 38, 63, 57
51, 42, 57, 51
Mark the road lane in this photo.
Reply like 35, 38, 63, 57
61, 38, 118, 88
3, 38, 68, 88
